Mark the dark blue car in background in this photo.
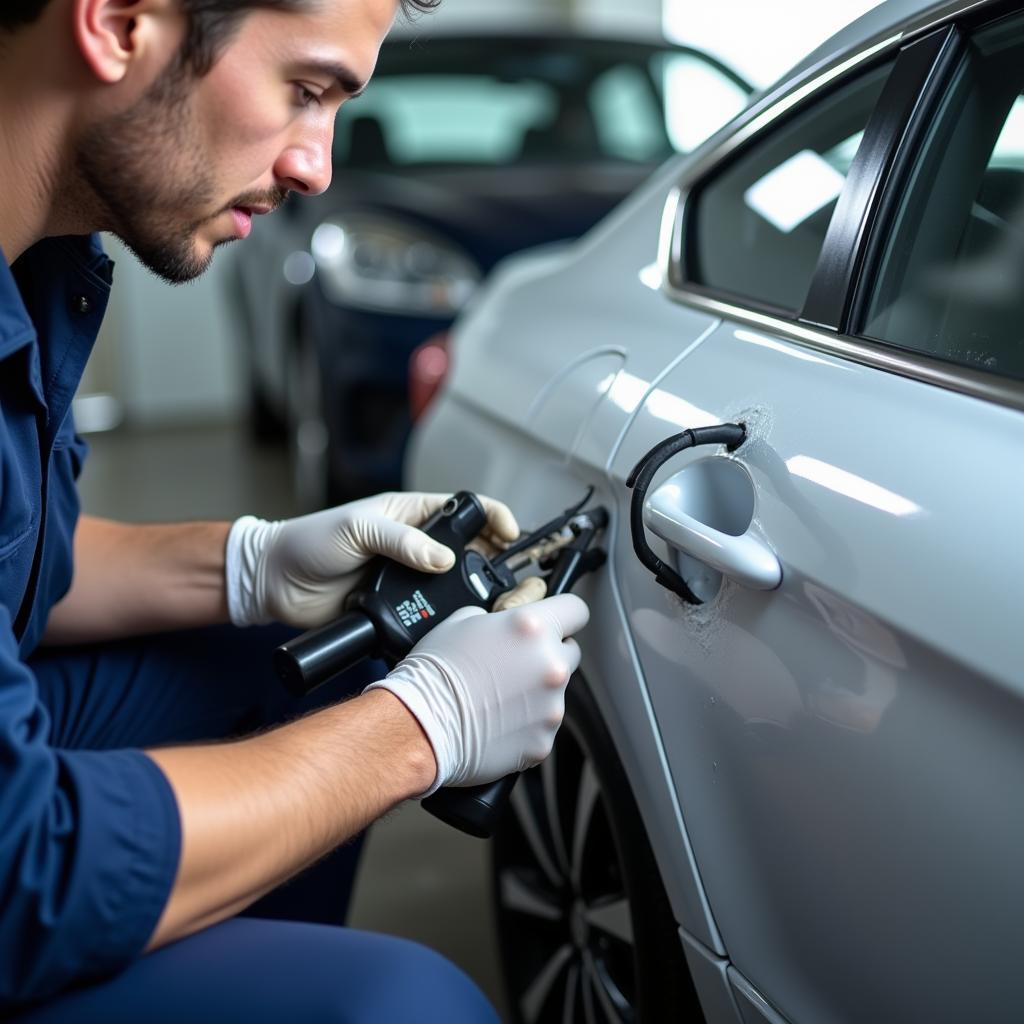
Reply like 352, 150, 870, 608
228, 29, 750, 505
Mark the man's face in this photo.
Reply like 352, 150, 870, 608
78, 0, 397, 283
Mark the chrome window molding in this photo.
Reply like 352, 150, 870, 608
660, 280, 1024, 413
903, 0, 1003, 42
658, 0, 1024, 414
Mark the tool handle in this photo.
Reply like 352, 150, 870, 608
422, 517, 607, 839
274, 611, 378, 696
420, 774, 518, 839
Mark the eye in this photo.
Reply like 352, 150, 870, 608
295, 84, 321, 108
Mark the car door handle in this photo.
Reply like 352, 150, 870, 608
643, 472, 782, 591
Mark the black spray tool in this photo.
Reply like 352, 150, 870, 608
273, 490, 607, 838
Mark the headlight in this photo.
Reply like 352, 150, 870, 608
310, 213, 482, 317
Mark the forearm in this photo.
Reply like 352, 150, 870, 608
43, 516, 231, 644
145, 688, 436, 949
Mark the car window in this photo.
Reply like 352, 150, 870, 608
589, 64, 667, 162
334, 76, 559, 166
331, 43, 746, 171
862, 16, 1024, 380
687, 64, 892, 313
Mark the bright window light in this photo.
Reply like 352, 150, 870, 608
744, 149, 846, 232
991, 96, 1024, 166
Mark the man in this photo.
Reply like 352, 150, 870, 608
0, 0, 590, 1019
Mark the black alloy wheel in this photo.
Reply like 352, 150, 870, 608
492, 680, 706, 1024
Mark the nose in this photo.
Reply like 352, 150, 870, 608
274, 125, 334, 197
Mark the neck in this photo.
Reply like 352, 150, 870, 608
0, 114, 63, 265
0, 27, 98, 265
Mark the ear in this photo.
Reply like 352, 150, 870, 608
72, 0, 182, 85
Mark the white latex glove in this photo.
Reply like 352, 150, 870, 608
226, 491, 518, 628
365, 593, 590, 795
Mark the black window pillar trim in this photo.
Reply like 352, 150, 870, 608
799, 25, 962, 332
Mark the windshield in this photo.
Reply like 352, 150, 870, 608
333, 38, 750, 169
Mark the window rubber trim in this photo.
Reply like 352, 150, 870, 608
845, 1, 1024, 343
800, 25, 963, 330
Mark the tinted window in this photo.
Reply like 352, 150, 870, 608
689, 65, 890, 313
863, 17, 1024, 380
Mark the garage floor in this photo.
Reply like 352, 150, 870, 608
76, 421, 509, 1020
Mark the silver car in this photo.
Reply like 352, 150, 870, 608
408, 1, 1024, 1022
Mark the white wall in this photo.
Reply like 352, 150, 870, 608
569, 0, 662, 37
663, 0, 885, 89
418, 0, 663, 37
410, 0, 567, 28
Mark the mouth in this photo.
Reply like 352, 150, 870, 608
228, 203, 274, 240
229, 207, 253, 239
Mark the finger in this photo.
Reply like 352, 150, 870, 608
376, 492, 449, 526
379, 492, 518, 545
362, 517, 455, 572
476, 496, 519, 543
492, 576, 547, 612
533, 593, 590, 638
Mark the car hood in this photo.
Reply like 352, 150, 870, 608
292, 162, 657, 273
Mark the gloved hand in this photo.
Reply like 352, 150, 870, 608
365, 593, 590, 795
226, 491, 519, 628
492, 574, 547, 612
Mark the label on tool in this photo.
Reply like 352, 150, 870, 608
396, 589, 436, 628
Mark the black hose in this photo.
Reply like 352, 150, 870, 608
626, 424, 746, 604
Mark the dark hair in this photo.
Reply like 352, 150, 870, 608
1, 0, 440, 73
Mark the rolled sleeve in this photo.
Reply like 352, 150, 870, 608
0, 624, 181, 1010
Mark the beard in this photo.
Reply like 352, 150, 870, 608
76, 59, 283, 284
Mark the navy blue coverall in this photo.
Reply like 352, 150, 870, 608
0, 236, 498, 1022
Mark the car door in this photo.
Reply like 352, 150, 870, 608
610, 17, 1024, 1024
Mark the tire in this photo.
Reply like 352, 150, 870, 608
492, 679, 706, 1024
286, 331, 331, 512
248, 374, 287, 445
226, 265, 286, 446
